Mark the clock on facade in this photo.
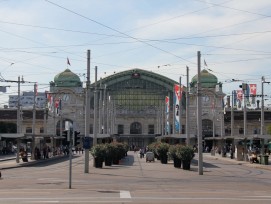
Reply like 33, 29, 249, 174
63, 94, 70, 101
202, 95, 210, 102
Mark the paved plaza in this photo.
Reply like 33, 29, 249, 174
0, 152, 271, 204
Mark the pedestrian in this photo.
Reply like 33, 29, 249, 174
230, 145, 234, 159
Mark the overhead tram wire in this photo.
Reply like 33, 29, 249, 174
157, 30, 271, 41
124, 0, 233, 33
0, 28, 85, 62
44, 0, 195, 65
193, 0, 271, 18
1, 2, 267, 77
1, 2, 266, 69
0, 1, 235, 46
0, 20, 127, 39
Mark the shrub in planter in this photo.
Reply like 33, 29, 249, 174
91, 144, 106, 168
110, 142, 126, 164
155, 142, 170, 164
178, 146, 195, 170
169, 144, 183, 168
104, 143, 113, 166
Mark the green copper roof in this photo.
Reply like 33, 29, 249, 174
54, 69, 82, 87
191, 69, 218, 88
99, 68, 178, 91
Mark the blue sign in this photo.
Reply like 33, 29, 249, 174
83, 137, 92, 149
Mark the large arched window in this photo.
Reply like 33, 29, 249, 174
130, 122, 142, 134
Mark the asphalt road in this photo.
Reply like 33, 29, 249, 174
1, 152, 271, 204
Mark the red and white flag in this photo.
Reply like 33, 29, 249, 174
237, 90, 243, 101
249, 84, 257, 95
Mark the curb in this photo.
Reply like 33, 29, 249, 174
205, 154, 271, 171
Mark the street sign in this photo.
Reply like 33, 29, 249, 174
83, 137, 92, 149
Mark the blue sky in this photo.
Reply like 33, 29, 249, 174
0, 0, 271, 107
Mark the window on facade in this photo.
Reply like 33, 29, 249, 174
148, 124, 154, 134
89, 124, 93, 134
109, 78, 166, 113
225, 128, 231, 135
239, 128, 244, 134
130, 122, 142, 134
40, 127, 44, 133
182, 125, 185, 134
26, 127, 32, 133
118, 125, 124, 134
253, 128, 259, 134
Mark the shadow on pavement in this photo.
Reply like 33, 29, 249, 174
191, 159, 220, 168
23, 155, 76, 167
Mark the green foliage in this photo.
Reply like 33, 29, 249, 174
109, 142, 127, 159
90, 144, 106, 158
177, 146, 195, 161
155, 142, 170, 156
104, 143, 114, 157
147, 142, 159, 153
168, 144, 183, 159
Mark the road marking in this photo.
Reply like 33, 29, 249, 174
120, 190, 131, 198
23, 201, 59, 203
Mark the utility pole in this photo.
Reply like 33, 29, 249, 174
261, 76, 270, 135
179, 76, 182, 135
16, 76, 21, 163
261, 76, 265, 135
93, 66, 98, 146
186, 66, 190, 146
231, 91, 234, 137
242, 84, 247, 136
261, 76, 270, 155
31, 83, 37, 160
99, 79, 102, 134
102, 84, 106, 134
172, 89, 175, 134
197, 51, 203, 175
107, 93, 110, 134
84, 50, 91, 173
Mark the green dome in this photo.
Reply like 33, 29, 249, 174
54, 69, 82, 87
191, 69, 218, 88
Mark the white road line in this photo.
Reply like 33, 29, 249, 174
24, 201, 59, 203
120, 190, 131, 198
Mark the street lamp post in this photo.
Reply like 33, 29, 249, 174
261, 76, 270, 135
197, 51, 203, 175
261, 76, 270, 155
